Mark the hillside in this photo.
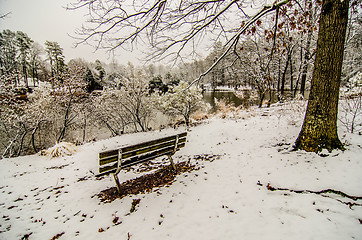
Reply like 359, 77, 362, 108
1, 102, 361, 240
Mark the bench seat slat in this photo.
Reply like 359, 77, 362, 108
122, 137, 186, 159
122, 144, 177, 167
99, 162, 118, 174
122, 142, 185, 168
122, 139, 174, 159
122, 136, 175, 154
99, 155, 118, 166
121, 132, 187, 154
122, 149, 174, 168
99, 149, 118, 159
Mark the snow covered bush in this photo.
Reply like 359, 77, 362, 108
41, 142, 76, 158
25, 64, 89, 149
91, 89, 132, 136
54, 63, 89, 142
276, 100, 307, 127
155, 81, 208, 126
214, 98, 242, 119
93, 65, 155, 134
191, 111, 209, 122
118, 68, 155, 132
0, 73, 30, 158
23, 84, 59, 152
234, 89, 259, 108
0, 63, 93, 158
339, 85, 362, 134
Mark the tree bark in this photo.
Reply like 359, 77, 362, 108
280, 52, 290, 96
277, 58, 281, 93
299, 30, 312, 97
299, 4, 314, 97
31, 121, 40, 153
82, 115, 87, 143
290, 57, 293, 97
22, 63, 28, 88
295, 0, 349, 152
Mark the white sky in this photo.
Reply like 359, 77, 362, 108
0, 0, 267, 66
0, 0, 140, 65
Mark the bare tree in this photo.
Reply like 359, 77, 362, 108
69, 0, 290, 62
119, 64, 154, 132
156, 80, 207, 126
0, 12, 11, 20
0, 72, 26, 158
339, 88, 362, 134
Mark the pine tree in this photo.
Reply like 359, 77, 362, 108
94, 59, 105, 81
0, 29, 18, 76
45, 41, 65, 80
16, 31, 33, 88
29, 42, 43, 86
84, 67, 96, 93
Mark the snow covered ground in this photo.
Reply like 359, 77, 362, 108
1, 101, 361, 240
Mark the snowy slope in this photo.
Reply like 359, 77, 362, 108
1, 103, 361, 240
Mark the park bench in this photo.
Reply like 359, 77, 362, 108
98, 132, 187, 193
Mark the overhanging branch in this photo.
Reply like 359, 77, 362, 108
188, 0, 291, 88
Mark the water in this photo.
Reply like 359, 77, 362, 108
203, 91, 246, 112
203, 90, 309, 112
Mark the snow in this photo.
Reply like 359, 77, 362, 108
1, 102, 361, 240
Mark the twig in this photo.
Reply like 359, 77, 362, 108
187, 0, 291, 89
265, 6, 280, 73
261, 182, 362, 208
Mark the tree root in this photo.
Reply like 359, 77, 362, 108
259, 181, 362, 209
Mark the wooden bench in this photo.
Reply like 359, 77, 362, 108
98, 132, 187, 193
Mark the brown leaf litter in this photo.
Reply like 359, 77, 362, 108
97, 161, 196, 203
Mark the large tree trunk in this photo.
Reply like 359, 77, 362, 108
295, 0, 349, 152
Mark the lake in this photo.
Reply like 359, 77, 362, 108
203, 90, 309, 112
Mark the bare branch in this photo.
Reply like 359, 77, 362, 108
188, 0, 292, 88
0, 12, 11, 19
70, 0, 245, 62
265, 6, 280, 73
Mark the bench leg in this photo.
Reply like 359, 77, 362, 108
113, 173, 122, 195
168, 155, 176, 171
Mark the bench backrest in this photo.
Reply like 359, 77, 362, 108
99, 132, 187, 175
